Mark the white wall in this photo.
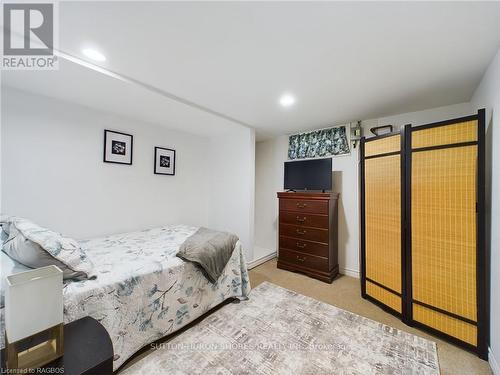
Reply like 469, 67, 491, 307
470, 48, 500, 372
254, 102, 475, 278
1, 88, 211, 238
0, 78, 2, 215
254, 131, 362, 277
371, 102, 473, 136
2, 87, 257, 261
330, 149, 361, 277
254, 136, 287, 258
208, 126, 255, 261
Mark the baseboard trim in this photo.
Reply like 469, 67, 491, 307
247, 251, 276, 270
490, 347, 500, 375
340, 267, 360, 278
248, 252, 359, 277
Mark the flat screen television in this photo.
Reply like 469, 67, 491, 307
284, 158, 332, 191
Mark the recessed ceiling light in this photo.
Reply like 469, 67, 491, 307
279, 93, 296, 107
82, 48, 106, 62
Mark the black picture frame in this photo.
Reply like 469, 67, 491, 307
103, 130, 133, 165
154, 147, 176, 175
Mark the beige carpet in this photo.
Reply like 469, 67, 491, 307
121, 281, 439, 374
250, 259, 491, 375
120, 258, 491, 374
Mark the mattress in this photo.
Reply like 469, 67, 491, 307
1, 225, 251, 370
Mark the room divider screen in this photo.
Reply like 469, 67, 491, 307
360, 110, 488, 359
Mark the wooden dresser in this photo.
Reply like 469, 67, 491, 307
277, 192, 339, 283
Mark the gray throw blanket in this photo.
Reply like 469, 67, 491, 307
176, 227, 239, 283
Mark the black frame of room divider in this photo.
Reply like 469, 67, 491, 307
359, 109, 489, 359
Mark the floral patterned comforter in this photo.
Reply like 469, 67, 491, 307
2, 225, 250, 370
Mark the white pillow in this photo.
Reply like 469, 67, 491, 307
2, 217, 95, 281
1, 216, 10, 245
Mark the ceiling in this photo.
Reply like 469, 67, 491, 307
3, 2, 500, 140
2, 59, 241, 137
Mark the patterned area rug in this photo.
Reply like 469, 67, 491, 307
121, 282, 440, 374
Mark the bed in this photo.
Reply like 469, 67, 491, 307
1, 224, 251, 370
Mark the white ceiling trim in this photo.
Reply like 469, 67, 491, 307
9, 28, 254, 131
56, 51, 255, 130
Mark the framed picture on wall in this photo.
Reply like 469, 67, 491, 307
103, 130, 133, 165
154, 147, 176, 175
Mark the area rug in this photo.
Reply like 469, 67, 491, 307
121, 281, 440, 374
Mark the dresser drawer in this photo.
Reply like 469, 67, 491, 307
279, 249, 329, 271
279, 223, 328, 243
279, 199, 329, 214
279, 236, 329, 258
279, 211, 328, 229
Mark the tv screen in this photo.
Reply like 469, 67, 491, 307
284, 158, 332, 191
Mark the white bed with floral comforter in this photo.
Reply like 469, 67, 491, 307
1, 225, 251, 370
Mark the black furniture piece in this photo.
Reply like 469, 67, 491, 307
1, 317, 113, 375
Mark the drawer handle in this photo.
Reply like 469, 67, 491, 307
296, 203, 307, 208
296, 216, 306, 223
296, 229, 307, 235
296, 242, 307, 249
296, 255, 306, 262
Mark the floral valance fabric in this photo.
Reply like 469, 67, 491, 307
288, 125, 350, 160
